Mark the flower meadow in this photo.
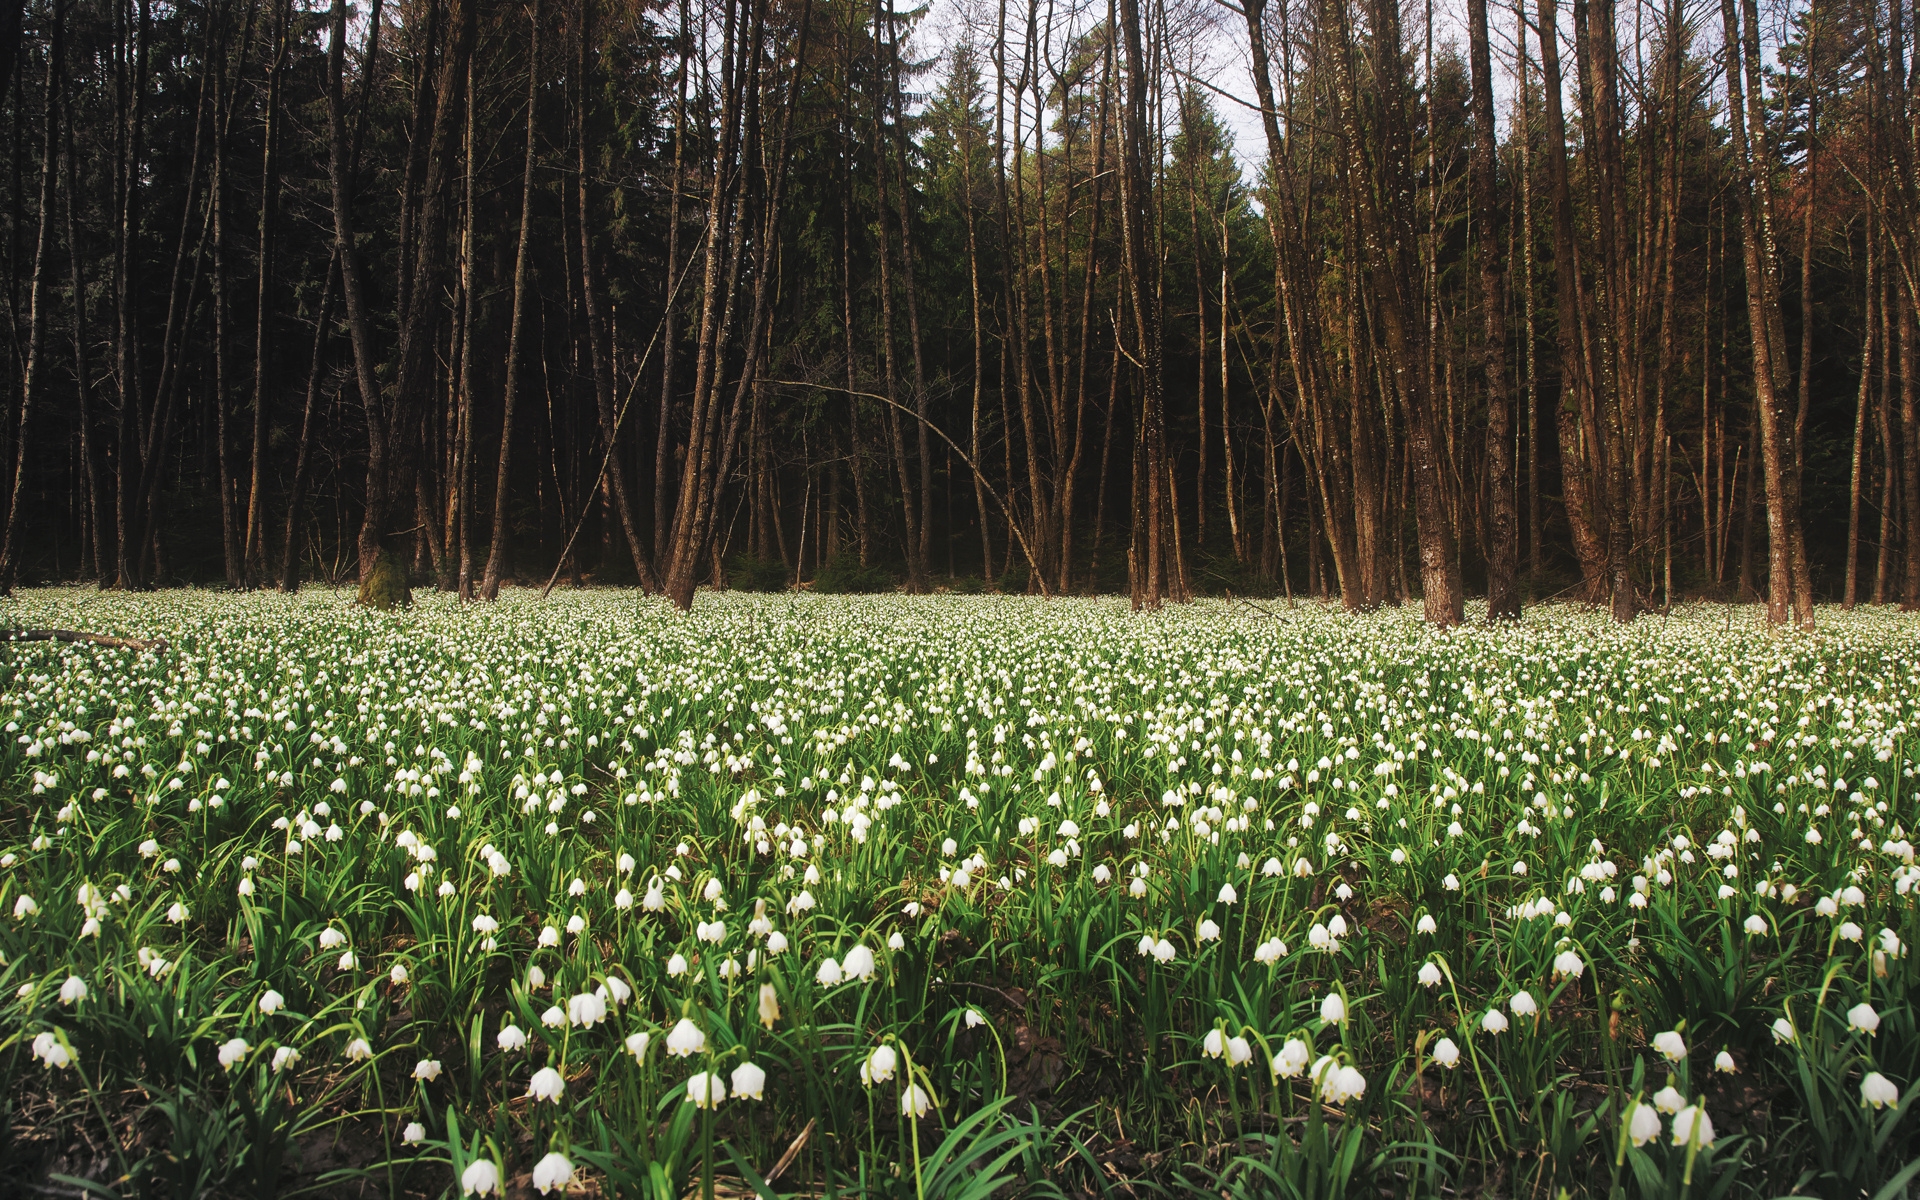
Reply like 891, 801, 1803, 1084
3, 589, 1919, 1199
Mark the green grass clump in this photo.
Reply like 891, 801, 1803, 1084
1, 590, 1917, 1198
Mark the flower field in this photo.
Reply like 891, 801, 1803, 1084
2, 589, 1918, 1199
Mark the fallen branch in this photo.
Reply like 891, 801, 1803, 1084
1, 629, 170, 653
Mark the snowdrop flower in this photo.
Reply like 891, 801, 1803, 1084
666, 1018, 707, 1057
843, 944, 877, 982
758, 983, 781, 1028
1431, 1037, 1459, 1069
1552, 951, 1584, 980
1418, 961, 1443, 988
1152, 937, 1176, 962
667, 953, 689, 978
390, 963, 409, 986
1273, 1038, 1310, 1078
1196, 919, 1221, 942
414, 1059, 443, 1081
1840, 921, 1864, 943
1415, 914, 1437, 935
1217, 883, 1238, 905
1203, 1028, 1228, 1059
1772, 1017, 1797, 1044
1744, 914, 1769, 936
1320, 992, 1347, 1026
31, 1032, 72, 1069
766, 931, 790, 955
900, 1083, 932, 1118
271, 1046, 301, 1073
538, 925, 561, 948
816, 958, 844, 986
1510, 991, 1538, 1018
1671, 1105, 1714, 1147
497, 1024, 528, 1052
461, 1158, 501, 1196
1254, 937, 1287, 965
532, 1152, 574, 1195
527, 1066, 565, 1103
1849, 1003, 1880, 1034
219, 1038, 250, 1070
686, 1071, 726, 1108
1652, 1031, 1686, 1062
862, 1044, 899, 1085
625, 1031, 650, 1061
965, 1008, 987, 1028
732, 1060, 767, 1100
1226, 1036, 1253, 1066
318, 928, 347, 950
1652, 1085, 1685, 1114
402, 1121, 425, 1145
59, 976, 87, 1005
1627, 1101, 1661, 1146
541, 1006, 567, 1029
1714, 1050, 1736, 1073
1862, 1072, 1901, 1109
1481, 1009, 1509, 1035
259, 989, 286, 1016
568, 992, 607, 1028
13, 894, 40, 920
344, 1037, 373, 1062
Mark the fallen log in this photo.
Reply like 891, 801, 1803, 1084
1, 629, 169, 653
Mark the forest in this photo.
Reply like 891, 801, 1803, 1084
0, 0, 1914, 625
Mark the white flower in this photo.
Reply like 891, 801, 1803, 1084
541, 1007, 566, 1029
1671, 1104, 1715, 1148
1552, 951, 1584, 980
1226, 1036, 1253, 1066
414, 1059, 442, 1081
31, 1032, 72, 1069
461, 1158, 501, 1196
568, 992, 607, 1028
667, 953, 689, 977
1628, 1101, 1661, 1146
1849, 1003, 1881, 1034
900, 1083, 932, 1118
259, 989, 286, 1016
1510, 991, 1538, 1017
271, 1046, 301, 1073
686, 1071, 726, 1108
1418, 962, 1443, 988
318, 928, 347, 950
1481, 1010, 1509, 1035
390, 963, 409, 986
1652, 1031, 1686, 1062
1203, 1028, 1227, 1059
625, 1031, 650, 1060
766, 931, 789, 955
497, 1024, 528, 1052
758, 983, 781, 1028
862, 1044, 899, 1086
732, 1060, 768, 1100
1272, 1038, 1310, 1078
59, 976, 87, 1005
402, 1121, 426, 1144
13, 894, 39, 919
532, 1152, 574, 1195
1862, 1071, 1901, 1109
843, 944, 877, 981
345, 1037, 373, 1062
1431, 1037, 1459, 1069
816, 958, 844, 986
527, 1066, 565, 1103
1320, 992, 1347, 1026
965, 1008, 987, 1029
1217, 883, 1238, 904
1744, 914, 1769, 935
1196, 919, 1221, 942
1771, 1017, 1796, 1044
666, 1018, 707, 1057
538, 925, 561, 948
1652, 1085, 1685, 1114
1152, 937, 1176, 962
1714, 1050, 1736, 1073
219, 1038, 250, 1070
1416, 914, 1437, 934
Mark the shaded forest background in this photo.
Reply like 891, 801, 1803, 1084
0, 0, 1915, 623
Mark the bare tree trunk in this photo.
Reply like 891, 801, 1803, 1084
481, 0, 543, 600
653, 0, 689, 569
0, 0, 60, 592
65, 89, 107, 584
243, 0, 290, 586
1846, 236, 1874, 608
1469, 0, 1516, 618
577, 0, 657, 591
1117, 0, 1167, 608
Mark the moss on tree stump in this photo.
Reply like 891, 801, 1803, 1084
356, 550, 413, 610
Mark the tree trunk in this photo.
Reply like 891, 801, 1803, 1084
1468, 0, 1515, 619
